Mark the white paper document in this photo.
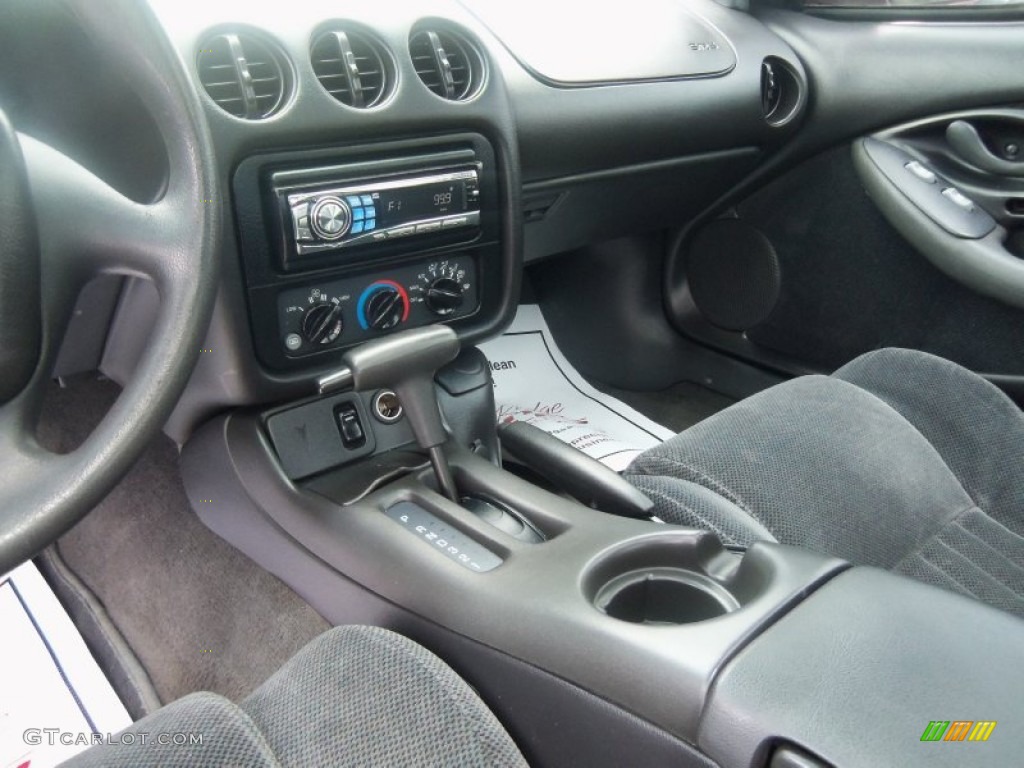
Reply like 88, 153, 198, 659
1, 562, 131, 768
478, 305, 674, 471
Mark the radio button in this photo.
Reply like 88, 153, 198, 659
416, 221, 442, 234
365, 218, 376, 231
361, 195, 374, 207
290, 203, 315, 241
390, 225, 415, 238
346, 196, 363, 208
372, 232, 387, 242
310, 197, 351, 241
352, 208, 365, 221
351, 221, 365, 235
442, 216, 468, 229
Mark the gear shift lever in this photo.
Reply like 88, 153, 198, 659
317, 326, 461, 501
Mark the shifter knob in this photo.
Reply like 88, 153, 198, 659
318, 325, 460, 450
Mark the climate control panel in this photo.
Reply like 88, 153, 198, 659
276, 257, 478, 357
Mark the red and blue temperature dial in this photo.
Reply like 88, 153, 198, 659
356, 280, 410, 331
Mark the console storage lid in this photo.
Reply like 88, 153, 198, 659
699, 567, 1024, 768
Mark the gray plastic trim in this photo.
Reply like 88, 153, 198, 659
181, 410, 845, 742
860, 138, 996, 240
152, 452, 723, 768
700, 568, 1024, 768
853, 138, 1024, 311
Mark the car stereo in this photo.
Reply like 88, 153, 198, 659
233, 136, 504, 371
271, 164, 482, 266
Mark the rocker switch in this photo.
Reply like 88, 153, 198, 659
336, 404, 365, 449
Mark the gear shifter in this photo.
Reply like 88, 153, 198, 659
317, 326, 461, 501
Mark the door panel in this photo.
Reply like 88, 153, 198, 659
854, 110, 1024, 310
665, 7, 1024, 399
741, 146, 1024, 375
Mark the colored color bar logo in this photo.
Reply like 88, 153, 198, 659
921, 721, 997, 742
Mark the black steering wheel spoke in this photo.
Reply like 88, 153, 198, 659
21, 135, 181, 285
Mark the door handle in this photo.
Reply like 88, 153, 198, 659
946, 120, 1024, 177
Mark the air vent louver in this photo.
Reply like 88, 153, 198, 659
311, 30, 389, 108
761, 61, 782, 121
409, 29, 481, 101
197, 33, 287, 119
760, 57, 802, 128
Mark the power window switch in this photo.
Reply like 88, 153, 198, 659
942, 186, 976, 212
904, 160, 937, 184
336, 404, 365, 449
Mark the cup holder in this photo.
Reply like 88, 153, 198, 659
584, 533, 744, 626
595, 568, 739, 625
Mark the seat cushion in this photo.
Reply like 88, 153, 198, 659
64, 626, 526, 768
240, 626, 527, 768
625, 348, 1024, 617
61, 691, 281, 767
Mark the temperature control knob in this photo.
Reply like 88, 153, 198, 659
309, 196, 351, 241
424, 277, 465, 316
301, 302, 344, 345
365, 287, 406, 330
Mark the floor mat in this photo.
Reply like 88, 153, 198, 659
36, 376, 331, 708
479, 305, 675, 471
1, 561, 131, 768
594, 381, 735, 435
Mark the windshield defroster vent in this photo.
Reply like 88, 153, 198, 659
409, 29, 482, 101
197, 33, 288, 119
311, 30, 391, 108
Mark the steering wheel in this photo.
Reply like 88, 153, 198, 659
0, 0, 218, 572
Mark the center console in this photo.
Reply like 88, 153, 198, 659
231, 134, 506, 372
180, 329, 1024, 767
182, 413, 843, 741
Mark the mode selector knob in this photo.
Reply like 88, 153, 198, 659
309, 196, 351, 241
301, 302, 344, 345
365, 287, 406, 331
425, 277, 465, 316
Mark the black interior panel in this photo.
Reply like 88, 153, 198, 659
681, 147, 1024, 377
747, 147, 1024, 375
653, 8, 1024, 403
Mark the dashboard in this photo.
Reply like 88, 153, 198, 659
20, 0, 810, 438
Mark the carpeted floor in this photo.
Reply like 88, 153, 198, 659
36, 375, 330, 710
593, 380, 735, 435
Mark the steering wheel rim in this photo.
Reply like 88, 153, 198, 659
0, 0, 219, 572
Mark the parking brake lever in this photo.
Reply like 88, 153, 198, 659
318, 325, 461, 501
499, 421, 655, 519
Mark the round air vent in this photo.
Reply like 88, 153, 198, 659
311, 29, 391, 108
761, 61, 782, 120
409, 28, 483, 101
197, 33, 288, 119
760, 57, 803, 128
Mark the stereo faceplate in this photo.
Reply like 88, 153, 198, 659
273, 163, 482, 268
